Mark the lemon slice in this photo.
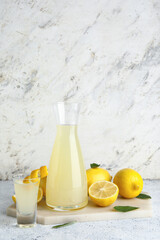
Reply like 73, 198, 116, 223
23, 175, 31, 184
40, 177, 47, 197
31, 169, 40, 178
30, 169, 40, 183
12, 187, 43, 204
37, 187, 43, 203
12, 195, 16, 203
40, 166, 48, 179
89, 181, 119, 207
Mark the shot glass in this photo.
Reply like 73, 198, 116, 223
13, 174, 39, 228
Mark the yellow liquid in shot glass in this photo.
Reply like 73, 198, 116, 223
14, 180, 39, 215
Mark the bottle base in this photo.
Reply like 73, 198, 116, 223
46, 199, 88, 211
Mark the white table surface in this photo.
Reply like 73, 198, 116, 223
0, 180, 159, 240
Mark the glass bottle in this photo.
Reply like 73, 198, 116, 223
46, 102, 88, 210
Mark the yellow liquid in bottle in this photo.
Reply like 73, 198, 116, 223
46, 125, 88, 210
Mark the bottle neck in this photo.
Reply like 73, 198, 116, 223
56, 124, 78, 134
54, 102, 80, 125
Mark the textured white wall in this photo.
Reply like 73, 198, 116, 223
0, 0, 160, 179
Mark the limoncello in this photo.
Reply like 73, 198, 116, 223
14, 180, 39, 215
46, 124, 88, 210
14, 177, 39, 227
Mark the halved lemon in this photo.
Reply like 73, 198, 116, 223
12, 187, 43, 204
40, 166, 48, 179
89, 181, 119, 207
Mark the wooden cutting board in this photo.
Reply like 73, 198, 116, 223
6, 195, 152, 225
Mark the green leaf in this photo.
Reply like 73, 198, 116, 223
114, 206, 139, 212
90, 163, 100, 168
136, 193, 151, 199
52, 221, 76, 229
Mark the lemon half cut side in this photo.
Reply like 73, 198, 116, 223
89, 181, 119, 207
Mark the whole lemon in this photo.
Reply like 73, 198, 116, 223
86, 168, 112, 190
113, 168, 143, 199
